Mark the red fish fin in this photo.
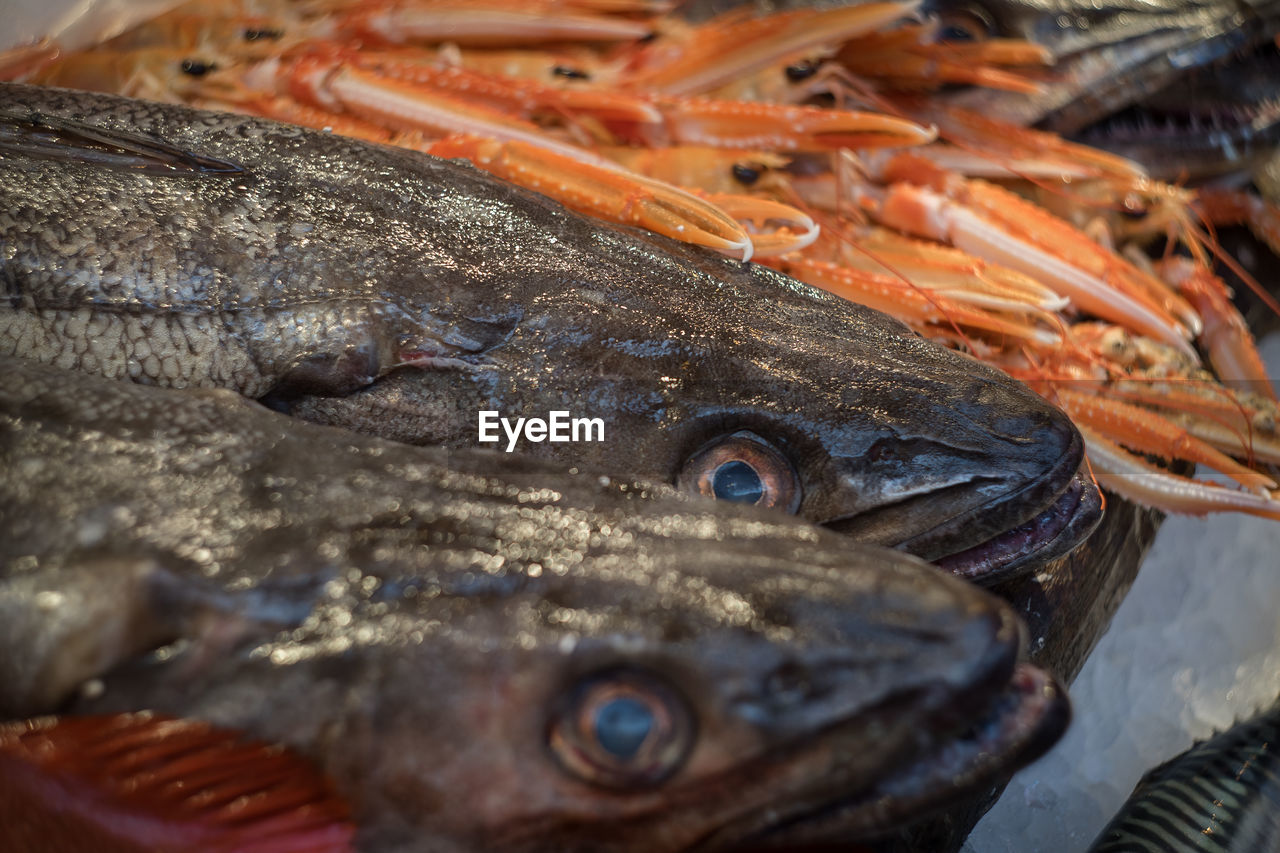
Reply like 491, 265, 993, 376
0, 712, 355, 853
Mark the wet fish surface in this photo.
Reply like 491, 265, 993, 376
0, 355, 1068, 852
0, 83, 1098, 583
1088, 698, 1280, 852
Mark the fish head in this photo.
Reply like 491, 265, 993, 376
298, 231, 1097, 584
75, 522, 1065, 851
934, 0, 1279, 128
1065, 44, 1280, 181
629, 252, 1092, 572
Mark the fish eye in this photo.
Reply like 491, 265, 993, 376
677, 431, 801, 513
935, 7, 996, 41
548, 671, 694, 788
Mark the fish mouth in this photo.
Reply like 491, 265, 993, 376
932, 468, 1103, 585
715, 662, 1069, 849
860, 430, 1098, 585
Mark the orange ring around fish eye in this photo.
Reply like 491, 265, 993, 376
677, 431, 801, 514
547, 671, 694, 789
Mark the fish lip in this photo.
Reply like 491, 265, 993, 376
888, 426, 1088, 582
932, 467, 1104, 586
726, 663, 1070, 849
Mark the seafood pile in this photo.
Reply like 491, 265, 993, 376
5, 0, 1279, 522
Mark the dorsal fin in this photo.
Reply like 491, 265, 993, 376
0, 110, 242, 176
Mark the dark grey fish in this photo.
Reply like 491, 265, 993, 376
0, 83, 1098, 583
0, 355, 1069, 852
868, 498, 1165, 853
931, 0, 1280, 180
1088, 699, 1280, 852
1067, 46, 1280, 182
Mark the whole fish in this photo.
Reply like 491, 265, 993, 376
0, 83, 1098, 584
933, 0, 1280, 179
1088, 699, 1280, 852
0, 355, 1070, 852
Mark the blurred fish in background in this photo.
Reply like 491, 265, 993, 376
1088, 697, 1280, 853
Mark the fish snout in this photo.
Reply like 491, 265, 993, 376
733, 547, 1028, 740
896, 388, 1087, 559
824, 373, 1095, 582
685, 551, 1065, 846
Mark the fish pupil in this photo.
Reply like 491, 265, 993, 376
595, 697, 654, 759
712, 460, 764, 504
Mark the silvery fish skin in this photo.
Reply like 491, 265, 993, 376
1088, 699, 1280, 852
0, 356, 1068, 852
933, 0, 1280, 178
0, 84, 1096, 581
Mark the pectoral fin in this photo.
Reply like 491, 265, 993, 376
0, 713, 355, 852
